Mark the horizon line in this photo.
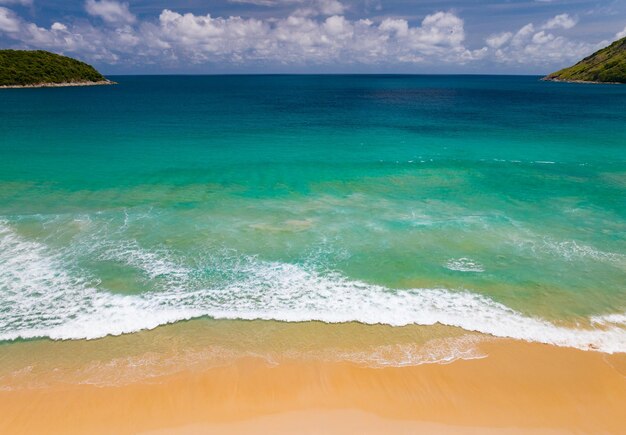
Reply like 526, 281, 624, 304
103, 72, 547, 77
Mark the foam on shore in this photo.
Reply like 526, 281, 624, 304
1, 221, 625, 353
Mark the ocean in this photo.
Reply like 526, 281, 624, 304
1, 75, 625, 355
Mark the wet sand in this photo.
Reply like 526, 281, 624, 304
1, 333, 625, 434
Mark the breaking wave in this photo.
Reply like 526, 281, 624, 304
1, 221, 625, 353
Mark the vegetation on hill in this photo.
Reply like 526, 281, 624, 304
544, 37, 626, 84
0, 50, 108, 87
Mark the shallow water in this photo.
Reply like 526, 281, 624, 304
0, 75, 625, 353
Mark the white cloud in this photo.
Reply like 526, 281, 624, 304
50, 22, 67, 31
532, 31, 554, 44
294, 0, 346, 17
486, 32, 512, 48
416, 11, 464, 47
0, 7, 20, 32
616, 26, 626, 40
379, 18, 408, 37
543, 13, 577, 30
0, 7, 126, 62
313, 0, 346, 15
0, 5, 615, 72
512, 23, 535, 45
484, 15, 603, 67
150, 9, 467, 65
85, 0, 135, 25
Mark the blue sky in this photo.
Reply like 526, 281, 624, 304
1, 0, 625, 74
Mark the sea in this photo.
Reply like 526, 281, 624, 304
1, 75, 625, 358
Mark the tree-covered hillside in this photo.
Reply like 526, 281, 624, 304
0, 50, 108, 87
544, 37, 626, 84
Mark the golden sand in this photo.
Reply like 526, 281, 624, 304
140, 409, 581, 434
1, 328, 625, 435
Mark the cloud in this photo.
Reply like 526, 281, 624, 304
417, 11, 464, 47
300, 0, 346, 16
616, 26, 626, 39
0, 5, 472, 67
50, 22, 67, 31
146, 9, 469, 65
85, 0, 135, 24
486, 32, 512, 48
0, 6, 615, 72
542, 13, 577, 30
0, 7, 20, 32
484, 14, 603, 66
0, 6, 128, 62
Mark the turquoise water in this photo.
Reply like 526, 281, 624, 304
0, 75, 625, 352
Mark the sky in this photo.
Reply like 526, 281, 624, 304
0, 0, 625, 74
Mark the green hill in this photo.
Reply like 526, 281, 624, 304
544, 37, 626, 84
0, 50, 111, 87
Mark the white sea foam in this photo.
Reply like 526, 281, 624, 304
591, 313, 626, 327
305, 335, 489, 368
541, 239, 626, 266
1, 221, 625, 354
97, 239, 191, 282
510, 233, 626, 269
444, 258, 485, 273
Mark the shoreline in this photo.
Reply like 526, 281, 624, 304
0, 326, 624, 434
0, 80, 116, 89
541, 77, 623, 85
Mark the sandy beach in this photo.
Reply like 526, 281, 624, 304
0, 321, 624, 434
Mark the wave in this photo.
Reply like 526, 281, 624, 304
0, 221, 625, 353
